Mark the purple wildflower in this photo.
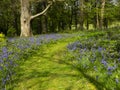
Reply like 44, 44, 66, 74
0, 66, 3, 70
115, 78, 119, 84
118, 58, 120, 62
107, 66, 114, 71
83, 48, 87, 51
2, 78, 6, 86
98, 47, 103, 52
101, 59, 107, 67
2, 47, 7, 54
2, 53, 8, 59
107, 66, 114, 75
29, 37, 34, 43
0, 58, 3, 63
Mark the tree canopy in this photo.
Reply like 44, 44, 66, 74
0, 0, 120, 36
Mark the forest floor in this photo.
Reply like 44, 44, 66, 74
13, 37, 97, 90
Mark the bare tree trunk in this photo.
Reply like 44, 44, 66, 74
100, 0, 105, 29
20, 0, 32, 37
96, 4, 100, 29
79, 0, 84, 30
20, 0, 52, 37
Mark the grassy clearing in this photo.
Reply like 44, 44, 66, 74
12, 37, 97, 90
6, 29, 120, 90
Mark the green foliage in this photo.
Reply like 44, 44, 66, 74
0, 0, 20, 36
0, 33, 5, 42
66, 29, 120, 89
7, 26, 16, 37
115, 40, 120, 52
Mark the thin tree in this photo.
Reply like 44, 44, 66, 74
100, 0, 105, 29
79, 0, 84, 30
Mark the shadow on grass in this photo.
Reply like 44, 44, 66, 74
9, 44, 120, 90
57, 59, 120, 90
10, 67, 82, 90
55, 59, 106, 90
10, 52, 105, 90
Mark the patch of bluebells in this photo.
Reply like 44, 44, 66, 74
0, 33, 72, 90
67, 39, 120, 89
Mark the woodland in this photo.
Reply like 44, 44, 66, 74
0, 0, 120, 90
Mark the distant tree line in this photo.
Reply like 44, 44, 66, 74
0, 0, 120, 37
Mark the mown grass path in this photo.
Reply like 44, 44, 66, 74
14, 38, 97, 90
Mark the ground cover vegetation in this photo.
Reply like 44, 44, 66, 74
0, 28, 120, 90
66, 28, 120, 90
0, 33, 73, 89
0, 0, 120, 90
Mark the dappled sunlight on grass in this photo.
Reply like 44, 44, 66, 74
1, 30, 119, 90
13, 38, 97, 90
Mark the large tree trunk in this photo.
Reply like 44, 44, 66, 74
20, 0, 32, 37
100, 0, 105, 29
20, 0, 52, 37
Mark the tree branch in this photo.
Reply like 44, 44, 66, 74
30, 2, 52, 20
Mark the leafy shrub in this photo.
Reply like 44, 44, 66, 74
7, 26, 16, 37
111, 34, 120, 40
106, 30, 113, 38
0, 33, 5, 42
115, 40, 120, 52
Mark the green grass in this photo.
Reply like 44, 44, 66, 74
9, 29, 120, 90
12, 37, 97, 90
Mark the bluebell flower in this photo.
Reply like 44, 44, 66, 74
107, 66, 114, 71
2, 47, 7, 54
9, 60, 13, 65
0, 58, 3, 63
2, 78, 6, 86
107, 66, 114, 75
115, 78, 119, 84
83, 48, 87, 51
101, 59, 107, 67
2, 53, 8, 59
0, 66, 3, 70
118, 58, 120, 62
67, 43, 77, 51
98, 47, 103, 52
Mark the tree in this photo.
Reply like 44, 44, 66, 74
79, 0, 84, 30
0, 0, 20, 36
100, 0, 106, 29
20, 0, 52, 37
